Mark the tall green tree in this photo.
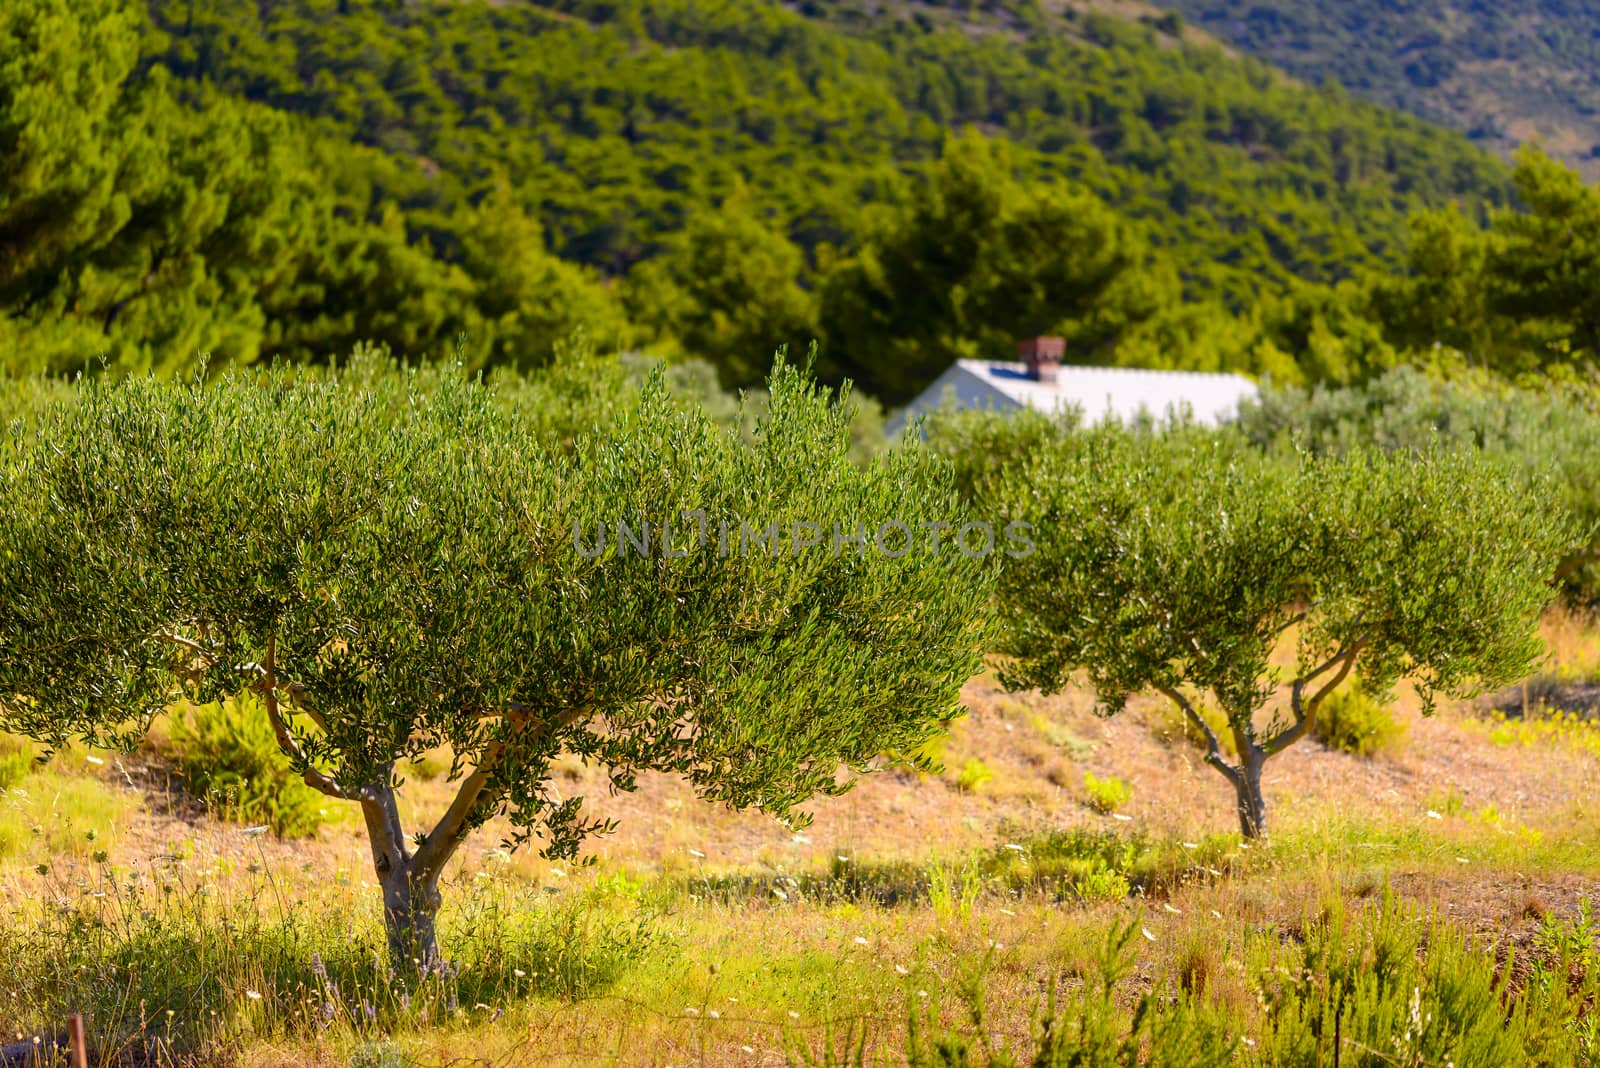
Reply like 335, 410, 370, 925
820, 132, 1138, 403
1486, 149, 1600, 371
0, 358, 991, 963
625, 185, 817, 386
461, 182, 633, 371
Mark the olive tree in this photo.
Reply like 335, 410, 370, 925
980, 424, 1571, 840
0, 359, 990, 963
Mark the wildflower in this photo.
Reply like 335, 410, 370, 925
245, 990, 262, 1001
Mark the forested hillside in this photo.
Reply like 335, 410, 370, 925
5, 0, 1588, 402
1150, 0, 1600, 179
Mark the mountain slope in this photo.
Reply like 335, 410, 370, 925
1147, 0, 1600, 179
2, 0, 1520, 392
143, 0, 1511, 298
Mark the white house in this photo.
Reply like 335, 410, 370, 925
887, 337, 1260, 436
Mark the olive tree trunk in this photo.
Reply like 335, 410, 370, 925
360, 780, 446, 969
1232, 744, 1269, 841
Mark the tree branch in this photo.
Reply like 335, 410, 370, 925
257, 635, 355, 801
154, 629, 220, 664
1155, 683, 1241, 787
1263, 637, 1366, 757
411, 704, 591, 880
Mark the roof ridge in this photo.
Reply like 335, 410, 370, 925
969, 359, 1254, 382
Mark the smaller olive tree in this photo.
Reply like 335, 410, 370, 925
0, 357, 991, 964
978, 424, 1572, 840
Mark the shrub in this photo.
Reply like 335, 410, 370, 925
1313, 686, 1406, 757
166, 698, 327, 838
1083, 771, 1131, 813
955, 758, 994, 793
0, 734, 37, 790
984, 827, 1236, 901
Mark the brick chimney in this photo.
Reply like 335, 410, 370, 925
1017, 337, 1065, 383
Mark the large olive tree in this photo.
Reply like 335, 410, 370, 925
0, 359, 990, 963
972, 423, 1571, 840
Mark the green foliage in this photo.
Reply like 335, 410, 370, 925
624, 185, 819, 387
984, 828, 1236, 901
898, 922, 1236, 1067
819, 132, 1138, 402
979, 422, 1571, 837
0, 734, 37, 790
1238, 364, 1600, 599
955, 759, 994, 793
1258, 895, 1600, 1065
921, 404, 1074, 500
1311, 686, 1405, 758
166, 698, 327, 838
0, 354, 991, 951
1082, 772, 1132, 814
2, 0, 1527, 389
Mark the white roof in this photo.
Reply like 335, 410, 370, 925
891, 359, 1259, 433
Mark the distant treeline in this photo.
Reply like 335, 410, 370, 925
3, 0, 1600, 403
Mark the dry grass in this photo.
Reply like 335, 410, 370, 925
5, 610, 1600, 1064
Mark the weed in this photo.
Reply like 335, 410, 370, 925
955, 759, 993, 793
1313, 686, 1405, 757
0, 734, 38, 789
1082, 771, 1131, 814
165, 698, 327, 838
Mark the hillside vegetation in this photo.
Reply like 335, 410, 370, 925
3, 0, 1526, 399
1151, 0, 1600, 179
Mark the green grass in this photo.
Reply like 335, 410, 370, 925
1082, 771, 1132, 814
0, 754, 133, 859
2, 811, 1599, 1065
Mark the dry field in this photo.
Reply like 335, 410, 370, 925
4, 613, 1600, 1065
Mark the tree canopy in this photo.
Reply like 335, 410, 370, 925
954, 420, 1570, 838
0, 356, 992, 960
